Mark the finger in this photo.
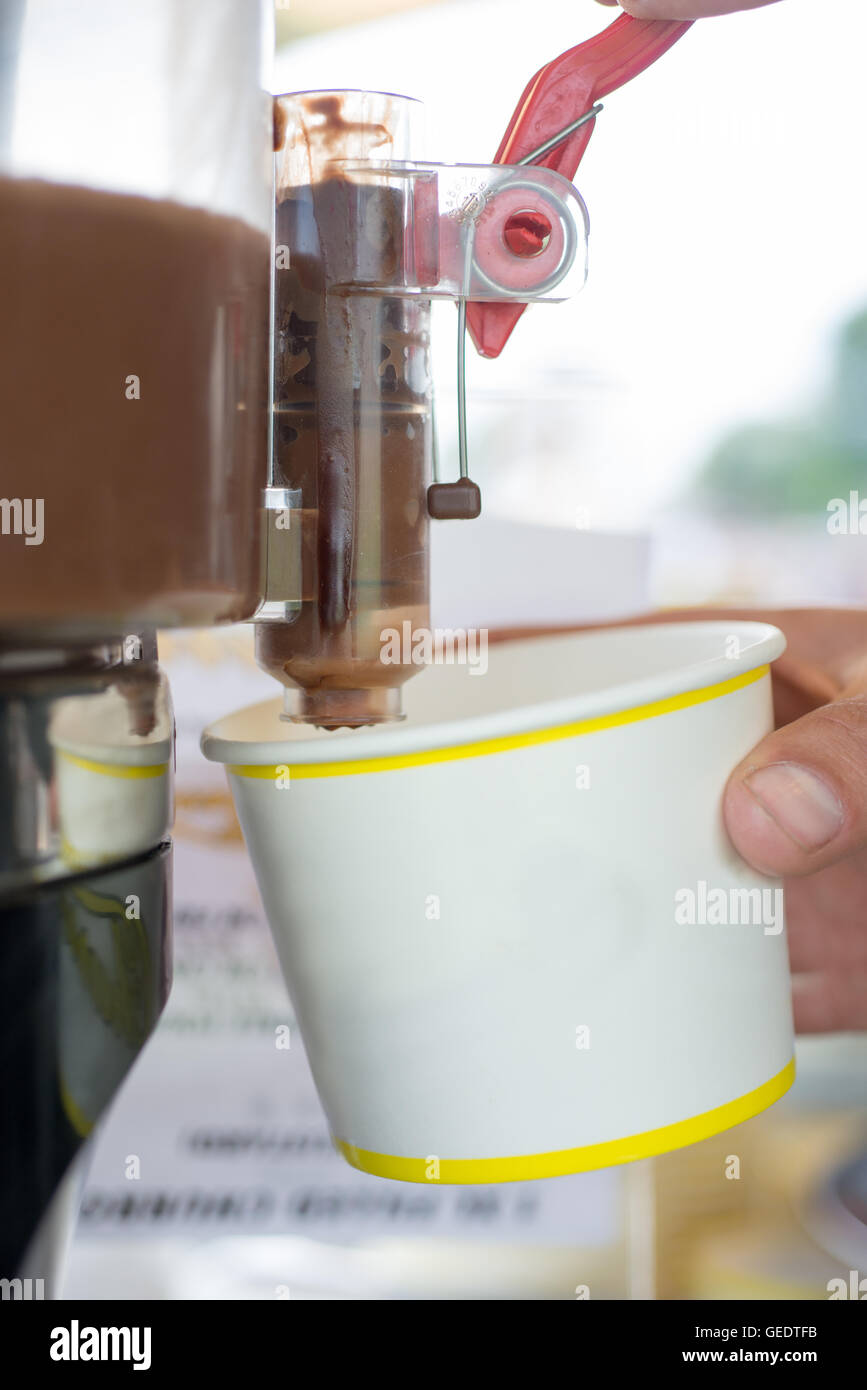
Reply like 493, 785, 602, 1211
792, 972, 867, 1035
595, 0, 782, 17
785, 859, 867, 974
723, 694, 867, 878
770, 657, 839, 727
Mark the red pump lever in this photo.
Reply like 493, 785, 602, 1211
466, 13, 692, 359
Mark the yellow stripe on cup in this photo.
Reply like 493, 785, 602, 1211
58, 750, 169, 780
60, 835, 103, 870
229, 664, 769, 780
336, 1057, 795, 1185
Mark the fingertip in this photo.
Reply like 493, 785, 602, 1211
723, 773, 810, 878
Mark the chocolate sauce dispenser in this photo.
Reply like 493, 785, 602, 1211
257, 89, 589, 728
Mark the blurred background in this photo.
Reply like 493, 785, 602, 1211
64, 0, 867, 1299
266, 0, 867, 609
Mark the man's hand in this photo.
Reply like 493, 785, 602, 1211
595, 0, 782, 18
718, 608, 867, 1035
634, 608, 867, 1035
495, 609, 867, 1035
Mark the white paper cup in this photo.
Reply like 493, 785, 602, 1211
51, 685, 173, 869
202, 622, 795, 1183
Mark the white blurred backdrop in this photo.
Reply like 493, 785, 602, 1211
276, 0, 867, 608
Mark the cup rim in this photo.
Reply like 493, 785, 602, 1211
201, 620, 785, 767
274, 88, 422, 107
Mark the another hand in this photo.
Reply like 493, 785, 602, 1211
594, 0, 782, 18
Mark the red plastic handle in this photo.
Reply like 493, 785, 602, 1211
467, 13, 692, 358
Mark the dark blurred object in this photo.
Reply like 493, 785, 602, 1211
0, 846, 171, 1289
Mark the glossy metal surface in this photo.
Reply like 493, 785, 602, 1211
0, 842, 172, 1283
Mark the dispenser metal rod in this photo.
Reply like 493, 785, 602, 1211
516, 103, 603, 167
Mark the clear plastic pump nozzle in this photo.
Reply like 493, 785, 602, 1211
258, 89, 589, 729
259, 91, 430, 729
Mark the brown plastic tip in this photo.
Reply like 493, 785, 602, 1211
427, 480, 482, 521
282, 686, 405, 730
273, 98, 288, 153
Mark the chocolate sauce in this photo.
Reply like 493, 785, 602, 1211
261, 94, 432, 724
0, 176, 269, 637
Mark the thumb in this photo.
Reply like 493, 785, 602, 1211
724, 693, 867, 878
